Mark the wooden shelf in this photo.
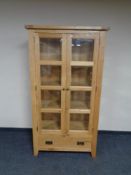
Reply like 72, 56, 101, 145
71, 82, 91, 86
42, 120, 60, 130
70, 121, 88, 130
41, 81, 61, 86
71, 101, 89, 109
42, 100, 60, 108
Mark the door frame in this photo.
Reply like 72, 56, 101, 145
34, 32, 67, 136
65, 32, 100, 137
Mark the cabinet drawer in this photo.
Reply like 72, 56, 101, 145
38, 134, 91, 152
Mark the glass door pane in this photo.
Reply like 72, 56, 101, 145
66, 34, 98, 133
71, 66, 92, 86
40, 65, 61, 86
37, 34, 66, 133
41, 113, 61, 130
40, 38, 61, 60
70, 114, 89, 130
70, 91, 91, 109
72, 39, 94, 61
41, 90, 61, 108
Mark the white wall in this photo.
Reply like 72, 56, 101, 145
0, 0, 131, 131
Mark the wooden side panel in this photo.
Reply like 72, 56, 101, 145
28, 30, 39, 156
91, 31, 106, 158
34, 33, 45, 143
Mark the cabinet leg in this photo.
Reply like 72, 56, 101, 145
91, 148, 96, 158
32, 130, 38, 156
33, 148, 39, 156
91, 139, 97, 158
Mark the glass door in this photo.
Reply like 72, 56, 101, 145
66, 33, 99, 136
35, 33, 66, 134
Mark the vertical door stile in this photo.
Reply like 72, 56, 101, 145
61, 34, 67, 135
65, 34, 72, 134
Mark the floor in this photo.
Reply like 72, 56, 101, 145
0, 129, 131, 175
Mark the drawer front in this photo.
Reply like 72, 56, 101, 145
38, 134, 91, 152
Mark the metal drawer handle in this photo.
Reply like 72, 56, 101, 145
45, 140, 53, 145
77, 141, 85, 146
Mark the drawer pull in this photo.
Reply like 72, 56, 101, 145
45, 140, 53, 145
77, 141, 85, 146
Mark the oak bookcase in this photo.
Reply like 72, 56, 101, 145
25, 25, 109, 157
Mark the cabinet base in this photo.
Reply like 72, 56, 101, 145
37, 134, 92, 154
39, 147, 91, 152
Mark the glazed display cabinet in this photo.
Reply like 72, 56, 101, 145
25, 25, 109, 157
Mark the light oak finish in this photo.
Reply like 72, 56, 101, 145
25, 25, 110, 31
28, 31, 39, 156
26, 25, 109, 158
91, 31, 106, 158
39, 60, 62, 65
71, 61, 94, 66
38, 134, 92, 152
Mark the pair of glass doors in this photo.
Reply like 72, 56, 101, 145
34, 32, 99, 136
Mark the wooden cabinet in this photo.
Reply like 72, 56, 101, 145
25, 25, 109, 157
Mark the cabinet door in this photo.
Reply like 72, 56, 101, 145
66, 33, 99, 136
34, 33, 66, 135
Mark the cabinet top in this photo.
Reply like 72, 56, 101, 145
25, 25, 110, 31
